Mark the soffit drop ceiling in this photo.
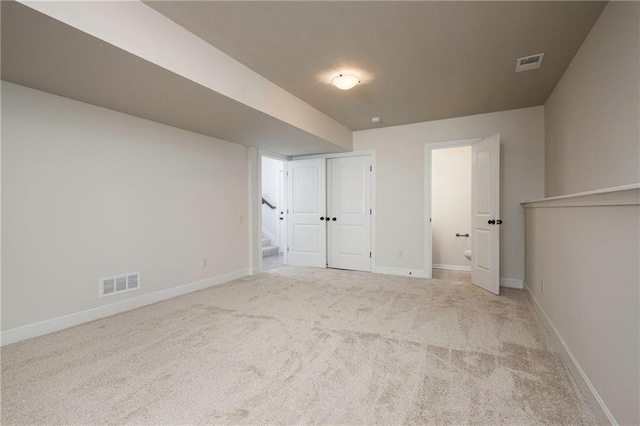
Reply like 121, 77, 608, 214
147, 1, 607, 130
1, 1, 348, 156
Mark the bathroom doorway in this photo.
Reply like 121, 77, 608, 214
431, 145, 472, 282
261, 156, 285, 271
424, 135, 502, 294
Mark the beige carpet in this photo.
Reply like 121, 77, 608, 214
1, 267, 596, 425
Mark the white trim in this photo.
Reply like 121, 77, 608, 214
0, 268, 250, 347
292, 149, 376, 160
375, 266, 427, 278
248, 147, 259, 275
524, 283, 617, 426
433, 264, 471, 272
424, 145, 432, 279
371, 152, 377, 273
259, 150, 290, 162
522, 183, 640, 208
424, 138, 480, 279
499, 277, 523, 289
425, 138, 481, 150
257, 151, 264, 271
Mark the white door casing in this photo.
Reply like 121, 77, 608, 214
328, 156, 372, 272
424, 138, 480, 279
471, 134, 500, 294
286, 158, 327, 268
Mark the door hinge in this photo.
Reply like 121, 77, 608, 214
370, 165, 372, 172
430, 218, 432, 222
287, 247, 290, 252
370, 208, 372, 215
370, 252, 372, 258
287, 209, 289, 214
286, 171, 289, 176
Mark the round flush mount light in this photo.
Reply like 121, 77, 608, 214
332, 73, 360, 90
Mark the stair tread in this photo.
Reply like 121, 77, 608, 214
262, 245, 279, 256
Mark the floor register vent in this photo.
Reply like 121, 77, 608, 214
100, 272, 140, 297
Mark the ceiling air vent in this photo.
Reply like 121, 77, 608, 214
515, 53, 544, 72
100, 272, 140, 297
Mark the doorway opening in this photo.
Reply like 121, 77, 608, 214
261, 156, 285, 271
431, 145, 472, 282
424, 135, 501, 294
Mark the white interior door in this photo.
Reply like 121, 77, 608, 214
287, 159, 326, 268
328, 156, 372, 271
471, 134, 500, 294
278, 169, 286, 256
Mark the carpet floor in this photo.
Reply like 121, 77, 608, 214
1, 266, 596, 425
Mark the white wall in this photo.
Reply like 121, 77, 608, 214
354, 106, 545, 282
432, 146, 471, 269
545, 1, 639, 197
261, 156, 283, 247
1, 82, 249, 332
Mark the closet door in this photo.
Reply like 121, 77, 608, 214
328, 156, 372, 271
287, 159, 327, 268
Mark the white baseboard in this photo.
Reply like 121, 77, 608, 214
375, 266, 427, 278
524, 283, 617, 425
433, 263, 471, 272
499, 277, 523, 289
0, 268, 250, 347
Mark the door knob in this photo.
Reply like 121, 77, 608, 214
488, 219, 495, 225
320, 217, 325, 221
279, 217, 283, 221
496, 219, 503, 225
332, 217, 337, 221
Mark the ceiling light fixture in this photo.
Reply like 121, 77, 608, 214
332, 73, 360, 90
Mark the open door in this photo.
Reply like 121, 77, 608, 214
471, 134, 500, 294
287, 158, 327, 268
278, 169, 286, 263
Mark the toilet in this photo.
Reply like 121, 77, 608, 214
464, 249, 472, 261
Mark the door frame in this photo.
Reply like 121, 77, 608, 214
292, 150, 376, 272
258, 150, 290, 272
424, 138, 480, 279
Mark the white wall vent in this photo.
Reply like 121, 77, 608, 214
100, 272, 140, 297
515, 53, 544, 72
